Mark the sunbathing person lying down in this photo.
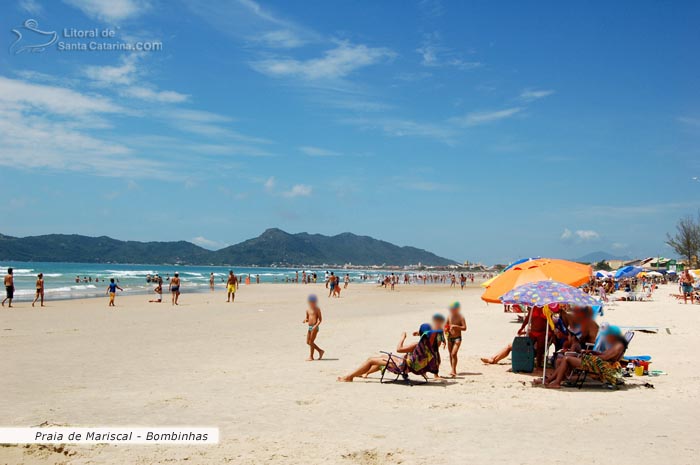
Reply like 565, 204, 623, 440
337, 323, 432, 382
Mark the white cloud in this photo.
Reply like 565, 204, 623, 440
123, 86, 189, 103
83, 56, 189, 103
0, 75, 121, 116
63, 0, 146, 22
283, 184, 312, 197
576, 230, 600, 241
451, 107, 522, 127
191, 236, 225, 249
416, 33, 481, 70
251, 42, 395, 80
561, 228, 600, 242
264, 176, 276, 192
520, 89, 555, 102
184, 0, 316, 49
299, 145, 340, 157
678, 116, 700, 127
19, 0, 44, 15
341, 117, 456, 143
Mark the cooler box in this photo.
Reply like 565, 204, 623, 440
511, 336, 534, 373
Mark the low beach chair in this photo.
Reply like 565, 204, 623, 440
380, 330, 442, 386
569, 331, 634, 389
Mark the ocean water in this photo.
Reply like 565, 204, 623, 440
0, 262, 400, 301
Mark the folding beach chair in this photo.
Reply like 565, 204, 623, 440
570, 331, 634, 389
380, 330, 442, 386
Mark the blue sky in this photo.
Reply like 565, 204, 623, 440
0, 0, 698, 263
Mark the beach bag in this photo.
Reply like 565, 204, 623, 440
511, 336, 535, 373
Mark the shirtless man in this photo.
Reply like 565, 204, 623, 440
32, 273, 45, 307
445, 302, 467, 377
226, 271, 238, 303
2, 268, 14, 308
170, 272, 181, 305
303, 295, 324, 361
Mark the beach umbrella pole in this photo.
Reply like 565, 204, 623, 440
542, 322, 549, 384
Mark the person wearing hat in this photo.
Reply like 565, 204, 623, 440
337, 323, 432, 382
170, 272, 181, 306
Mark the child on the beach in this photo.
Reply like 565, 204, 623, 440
303, 294, 324, 361
106, 278, 123, 307
149, 284, 162, 303
445, 302, 466, 377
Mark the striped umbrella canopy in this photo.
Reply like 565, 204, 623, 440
500, 280, 602, 307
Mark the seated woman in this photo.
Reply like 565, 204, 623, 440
337, 323, 432, 382
537, 325, 628, 389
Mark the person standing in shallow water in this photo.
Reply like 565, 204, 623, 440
2, 268, 14, 308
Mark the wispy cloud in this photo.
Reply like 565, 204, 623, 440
19, 0, 44, 15
83, 55, 190, 103
184, 0, 317, 48
519, 88, 555, 102
264, 176, 276, 192
299, 145, 340, 157
63, 0, 147, 22
283, 184, 313, 198
678, 116, 700, 127
450, 107, 522, 127
416, 32, 481, 70
191, 236, 226, 249
251, 42, 395, 81
340, 116, 456, 144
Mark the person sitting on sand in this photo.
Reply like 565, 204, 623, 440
303, 294, 324, 361
445, 302, 466, 377
149, 284, 162, 303
536, 325, 628, 389
337, 323, 432, 382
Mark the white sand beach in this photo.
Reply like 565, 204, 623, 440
1, 283, 698, 464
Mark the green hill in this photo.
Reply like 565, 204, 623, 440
0, 229, 455, 266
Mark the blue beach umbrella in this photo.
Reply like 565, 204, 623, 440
503, 257, 541, 273
614, 266, 643, 279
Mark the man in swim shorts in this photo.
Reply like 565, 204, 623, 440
170, 272, 181, 306
226, 271, 238, 303
328, 272, 336, 297
680, 270, 695, 304
2, 268, 14, 308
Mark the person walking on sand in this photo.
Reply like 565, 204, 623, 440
209, 272, 215, 291
170, 272, 181, 305
226, 271, 238, 303
32, 273, 45, 307
303, 294, 324, 361
344, 274, 350, 289
106, 278, 123, 307
2, 268, 14, 308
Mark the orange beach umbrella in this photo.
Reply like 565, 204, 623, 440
481, 258, 592, 303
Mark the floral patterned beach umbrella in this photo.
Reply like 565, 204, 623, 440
499, 280, 602, 307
